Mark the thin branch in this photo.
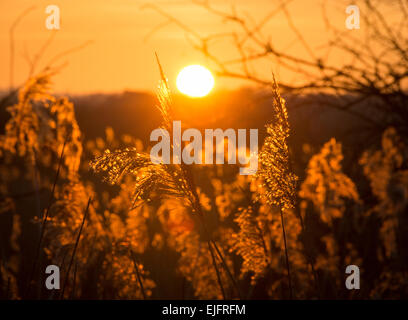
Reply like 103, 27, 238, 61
9, 6, 36, 92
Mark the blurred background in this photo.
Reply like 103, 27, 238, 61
0, 0, 407, 300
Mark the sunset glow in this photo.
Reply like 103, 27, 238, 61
176, 65, 214, 97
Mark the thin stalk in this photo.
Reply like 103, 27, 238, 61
210, 239, 242, 299
70, 261, 78, 300
295, 210, 321, 299
130, 249, 147, 300
280, 209, 293, 299
287, 147, 320, 299
181, 164, 237, 297
182, 162, 241, 299
60, 197, 91, 299
26, 139, 67, 297
208, 241, 226, 300
31, 153, 42, 299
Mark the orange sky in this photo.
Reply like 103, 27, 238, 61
0, 0, 396, 94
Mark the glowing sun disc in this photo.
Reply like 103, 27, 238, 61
176, 65, 214, 97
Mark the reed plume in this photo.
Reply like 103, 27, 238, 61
256, 77, 297, 298
230, 207, 269, 284
300, 138, 359, 226
256, 77, 297, 210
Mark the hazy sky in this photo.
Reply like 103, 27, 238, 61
0, 0, 392, 94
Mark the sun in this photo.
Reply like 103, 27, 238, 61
176, 65, 214, 97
